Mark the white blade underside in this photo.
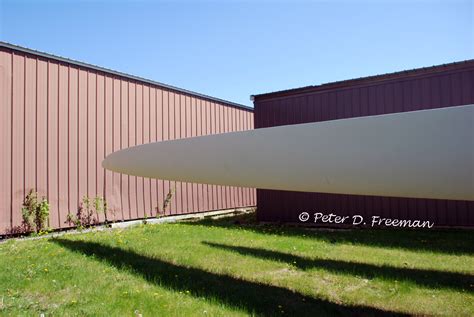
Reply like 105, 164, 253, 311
103, 104, 474, 201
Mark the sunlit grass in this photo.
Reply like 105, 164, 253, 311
0, 212, 473, 316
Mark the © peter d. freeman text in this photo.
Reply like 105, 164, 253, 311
298, 212, 434, 228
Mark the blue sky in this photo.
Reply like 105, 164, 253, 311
1, 0, 472, 106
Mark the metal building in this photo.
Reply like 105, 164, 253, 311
0, 42, 255, 235
253, 60, 474, 228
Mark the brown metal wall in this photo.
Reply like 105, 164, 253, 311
0, 47, 256, 235
254, 62, 474, 227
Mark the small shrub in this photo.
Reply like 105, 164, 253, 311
20, 189, 50, 234
94, 196, 105, 218
65, 209, 83, 230
66, 195, 109, 230
163, 187, 175, 212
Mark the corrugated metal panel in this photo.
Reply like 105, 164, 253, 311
0, 50, 12, 234
0, 46, 255, 235
252, 59, 474, 100
1, 41, 252, 111
254, 61, 474, 228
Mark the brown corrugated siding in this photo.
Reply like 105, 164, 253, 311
254, 62, 474, 228
0, 47, 256, 235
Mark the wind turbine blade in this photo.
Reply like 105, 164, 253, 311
103, 104, 474, 201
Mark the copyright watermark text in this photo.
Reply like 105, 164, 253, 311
298, 212, 434, 228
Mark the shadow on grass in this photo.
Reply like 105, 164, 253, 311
203, 241, 474, 293
53, 238, 408, 317
182, 213, 474, 256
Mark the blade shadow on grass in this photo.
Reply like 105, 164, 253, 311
52, 238, 408, 317
182, 213, 474, 256
203, 241, 474, 293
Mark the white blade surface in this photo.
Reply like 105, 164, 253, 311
103, 104, 474, 201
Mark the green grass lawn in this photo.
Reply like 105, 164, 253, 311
0, 212, 473, 316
